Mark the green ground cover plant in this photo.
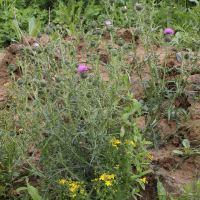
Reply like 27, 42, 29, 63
1, 0, 200, 199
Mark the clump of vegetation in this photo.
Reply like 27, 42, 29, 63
1, 0, 200, 199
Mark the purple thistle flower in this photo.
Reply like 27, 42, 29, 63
164, 28, 174, 35
33, 42, 39, 46
78, 64, 88, 73
105, 21, 111, 25
57, 50, 61, 54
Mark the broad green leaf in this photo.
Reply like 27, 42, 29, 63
189, 0, 199, 6
173, 150, 184, 155
51, 32, 59, 41
27, 182, 42, 200
118, 86, 127, 91
13, 20, 21, 41
157, 180, 167, 200
120, 126, 125, 137
31, 21, 41, 37
29, 17, 35, 36
133, 99, 141, 115
184, 149, 191, 154
15, 187, 27, 192
182, 139, 190, 149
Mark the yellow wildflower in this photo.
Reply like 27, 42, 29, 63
173, 7, 176, 9
4, 83, 9, 87
80, 189, 84, 194
99, 174, 107, 181
147, 154, 153, 160
140, 177, 148, 184
70, 194, 76, 198
108, 174, 115, 179
110, 137, 121, 149
59, 179, 67, 184
105, 181, 112, 186
114, 165, 119, 170
130, 141, 136, 147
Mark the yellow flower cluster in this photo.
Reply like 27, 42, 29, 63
92, 173, 116, 187
124, 140, 136, 147
59, 179, 87, 197
109, 137, 121, 149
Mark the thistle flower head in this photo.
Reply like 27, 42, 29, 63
57, 50, 61, 54
78, 64, 88, 73
164, 28, 174, 35
33, 42, 39, 46
105, 21, 111, 25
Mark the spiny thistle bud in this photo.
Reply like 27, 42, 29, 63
55, 24, 62, 31
18, 45, 24, 51
136, 4, 143, 11
49, 23, 55, 28
109, 0, 115, 3
79, 15, 84, 20
117, 38, 125, 46
106, 25, 114, 32
55, 76, 62, 83
107, 44, 113, 50
65, 60, 70, 65
121, 6, 128, 13
90, 40, 96, 47
8, 65, 16, 72
146, 6, 150, 10
37, 48, 42, 54
74, 62, 80, 68
33, 78, 38, 84
12, 102, 17, 108
164, 34, 172, 42
44, 27, 54, 35
80, 71, 88, 79
88, 76, 93, 82
25, 107, 31, 112
60, 90, 64, 95
86, 92, 92, 98
36, 32, 43, 38
72, 37, 76, 42
184, 53, 190, 60
40, 80, 47, 88
86, 52, 91, 57
17, 79, 24, 86
128, 43, 133, 49
90, 21, 97, 29
75, 23, 81, 30
113, 50, 118, 56
95, 28, 102, 35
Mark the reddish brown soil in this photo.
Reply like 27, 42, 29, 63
1, 29, 200, 199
